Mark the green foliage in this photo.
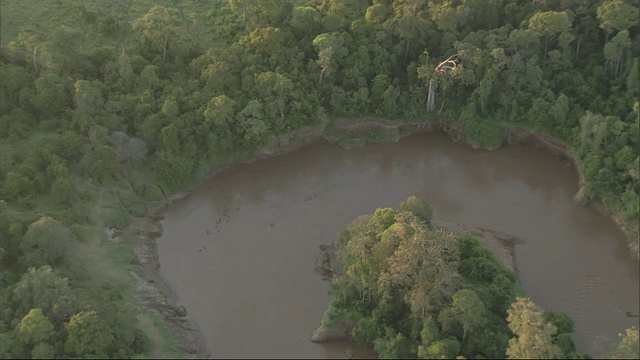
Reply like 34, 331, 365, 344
1, 0, 638, 357
526, 311, 579, 357
104, 209, 132, 230
64, 311, 114, 358
507, 297, 563, 359
352, 316, 380, 344
81, 145, 119, 184
50, 177, 76, 206
610, 326, 639, 359
325, 197, 565, 359
438, 289, 487, 342
31, 343, 55, 359
118, 188, 144, 209
11, 265, 74, 323
418, 337, 460, 359
20, 216, 73, 268
373, 328, 415, 359
144, 184, 165, 202
597, 0, 639, 36
419, 316, 440, 346
16, 308, 55, 347
132, 6, 181, 64
152, 150, 195, 192
0, 330, 27, 358
398, 195, 433, 224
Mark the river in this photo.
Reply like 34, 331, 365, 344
157, 132, 639, 358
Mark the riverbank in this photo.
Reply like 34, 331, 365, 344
502, 128, 638, 259
125, 117, 637, 358
267, 118, 637, 255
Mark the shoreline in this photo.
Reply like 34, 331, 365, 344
125, 117, 637, 358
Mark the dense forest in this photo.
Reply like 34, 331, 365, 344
319, 196, 582, 358
0, 0, 638, 358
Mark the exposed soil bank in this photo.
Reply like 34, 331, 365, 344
125, 118, 636, 358
430, 220, 524, 277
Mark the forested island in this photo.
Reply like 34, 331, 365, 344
0, 0, 638, 358
312, 196, 582, 358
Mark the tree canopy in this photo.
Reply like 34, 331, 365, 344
321, 197, 581, 359
0, 0, 638, 357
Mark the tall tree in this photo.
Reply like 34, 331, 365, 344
596, 0, 639, 42
603, 30, 632, 77
29, 72, 72, 119
506, 297, 562, 359
16, 31, 45, 74
19, 217, 73, 268
73, 80, 104, 117
12, 266, 74, 322
16, 308, 56, 354
528, 11, 572, 58
388, 0, 430, 58
236, 99, 267, 145
64, 311, 114, 358
312, 33, 346, 85
438, 289, 487, 342
610, 326, 639, 359
132, 6, 181, 64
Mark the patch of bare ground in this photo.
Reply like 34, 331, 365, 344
257, 124, 327, 158
332, 117, 437, 133
258, 118, 437, 158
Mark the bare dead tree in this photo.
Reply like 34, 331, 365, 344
427, 54, 460, 112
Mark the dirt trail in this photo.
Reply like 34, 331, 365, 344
71, 187, 128, 285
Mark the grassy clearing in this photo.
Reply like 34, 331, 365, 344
68, 188, 133, 286
69, 226, 134, 286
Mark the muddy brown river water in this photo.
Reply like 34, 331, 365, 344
157, 133, 639, 358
